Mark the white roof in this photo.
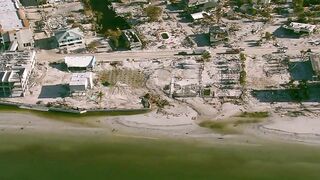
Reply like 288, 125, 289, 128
191, 11, 210, 20
290, 22, 316, 31
70, 72, 91, 86
65, 56, 96, 68
54, 28, 84, 42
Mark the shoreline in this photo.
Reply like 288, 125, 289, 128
2, 103, 320, 147
2, 97, 320, 146
0, 100, 150, 115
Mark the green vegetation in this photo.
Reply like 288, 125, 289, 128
239, 69, 247, 86
201, 51, 212, 62
104, 29, 122, 48
239, 53, 247, 86
199, 117, 265, 134
264, 31, 273, 41
97, 91, 104, 107
144, 6, 163, 22
2, 132, 320, 179
203, 89, 211, 96
99, 69, 146, 88
240, 52, 246, 63
81, 0, 130, 33
293, 0, 304, 15
86, 41, 100, 52
237, 111, 269, 118
199, 121, 237, 134
200, 111, 269, 133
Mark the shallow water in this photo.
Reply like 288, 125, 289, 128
1, 107, 320, 179
1, 129, 320, 179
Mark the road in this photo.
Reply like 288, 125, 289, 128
37, 49, 192, 62
37, 43, 319, 63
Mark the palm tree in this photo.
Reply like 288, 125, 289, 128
300, 50, 306, 60
97, 91, 104, 108
201, 51, 211, 62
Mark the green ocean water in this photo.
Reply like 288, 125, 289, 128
1, 105, 320, 179
0, 132, 320, 180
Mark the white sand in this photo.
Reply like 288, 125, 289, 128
264, 116, 320, 134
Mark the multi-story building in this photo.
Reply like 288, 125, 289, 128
54, 28, 84, 48
0, 0, 34, 51
0, 50, 36, 97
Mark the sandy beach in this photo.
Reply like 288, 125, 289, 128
2, 101, 320, 146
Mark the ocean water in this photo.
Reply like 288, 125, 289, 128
0, 132, 320, 180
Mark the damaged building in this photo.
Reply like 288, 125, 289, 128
209, 25, 229, 46
0, 0, 34, 51
69, 72, 93, 96
0, 50, 36, 97
122, 29, 142, 50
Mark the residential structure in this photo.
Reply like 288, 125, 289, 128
283, 22, 317, 34
69, 72, 93, 96
209, 25, 228, 46
184, 0, 210, 7
0, 50, 36, 97
54, 28, 84, 48
64, 56, 96, 71
0, 0, 34, 51
190, 11, 210, 21
122, 29, 142, 50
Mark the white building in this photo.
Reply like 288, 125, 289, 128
283, 22, 317, 34
0, 0, 34, 51
69, 72, 93, 96
190, 11, 210, 21
54, 28, 84, 48
64, 56, 96, 71
0, 51, 36, 97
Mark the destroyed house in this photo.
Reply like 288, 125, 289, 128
122, 29, 142, 50
209, 25, 228, 46
283, 22, 317, 34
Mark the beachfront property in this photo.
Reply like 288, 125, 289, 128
0, 50, 36, 97
69, 72, 93, 96
282, 22, 317, 34
122, 29, 142, 50
209, 25, 228, 46
54, 28, 84, 48
0, 0, 34, 51
64, 56, 96, 71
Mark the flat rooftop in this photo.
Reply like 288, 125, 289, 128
65, 56, 96, 68
0, 50, 36, 72
0, 0, 24, 32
